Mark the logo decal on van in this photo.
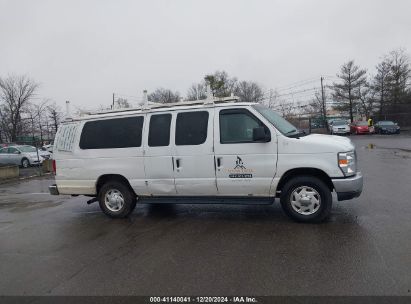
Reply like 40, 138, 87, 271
228, 156, 253, 178
234, 156, 246, 169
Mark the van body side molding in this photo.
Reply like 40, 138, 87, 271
137, 196, 275, 205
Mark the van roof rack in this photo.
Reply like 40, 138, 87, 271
83, 95, 240, 116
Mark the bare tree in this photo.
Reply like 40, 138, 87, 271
186, 82, 207, 100
357, 84, 376, 119
372, 55, 392, 116
309, 91, 326, 117
47, 102, 62, 135
0, 75, 39, 142
114, 97, 131, 109
31, 99, 49, 143
277, 100, 294, 119
332, 60, 367, 122
148, 88, 181, 103
265, 89, 279, 109
387, 49, 410, 104
0, 106, 7, 143
234, 81, 265, 103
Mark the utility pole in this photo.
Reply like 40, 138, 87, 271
112, 93, 115, 109
321, 77, 328, 130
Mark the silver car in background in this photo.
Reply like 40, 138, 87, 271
0, 145, 51, 168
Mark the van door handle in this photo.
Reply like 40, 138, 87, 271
175, 158, 181, 171
216, 157, 222, 170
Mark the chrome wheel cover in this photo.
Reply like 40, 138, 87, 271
104, 189, 125, 212
290, 186, 321, 215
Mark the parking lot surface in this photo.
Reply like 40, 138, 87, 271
0, 134, 410, 296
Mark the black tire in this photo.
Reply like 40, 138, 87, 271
98, 181, 137, 218
21, 158, 30, 168
280, 176, 332, 223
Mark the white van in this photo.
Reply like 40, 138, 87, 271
49, 97, 363, 222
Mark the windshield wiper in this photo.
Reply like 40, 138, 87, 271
285, 129, 298, 135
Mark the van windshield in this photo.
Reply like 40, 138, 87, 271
252, 104, 299, 137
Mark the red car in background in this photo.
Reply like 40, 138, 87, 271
350, 121, 371, 134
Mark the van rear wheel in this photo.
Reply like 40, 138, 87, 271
98, 181, 136, 218
280, 176, 332, 223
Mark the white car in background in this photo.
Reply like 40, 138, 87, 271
42, 144, 54, 153
0, 145, 51, 168
330, 120, 350, 135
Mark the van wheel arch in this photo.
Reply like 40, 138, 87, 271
276, 168, 333, 195
96, 174, 137, 198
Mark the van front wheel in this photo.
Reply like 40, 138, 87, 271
280, 176, 332, 223
98, 181, 136, 218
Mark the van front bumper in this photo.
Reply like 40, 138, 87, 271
332, 172, 363, 201
49, 184, 59, 195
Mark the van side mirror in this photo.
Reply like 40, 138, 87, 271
253, 127, 270, 142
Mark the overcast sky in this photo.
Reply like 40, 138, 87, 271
1, 0, 410, 110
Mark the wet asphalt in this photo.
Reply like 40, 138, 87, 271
0, 134, 410, 296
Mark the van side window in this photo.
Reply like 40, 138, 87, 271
220, 109, 267, 144
148, 114, 172, 147
79, 116, 144, 149
175, 111, 209, 146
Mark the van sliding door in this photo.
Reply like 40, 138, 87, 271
143, 113, 176, 195
173, 108, 217, 196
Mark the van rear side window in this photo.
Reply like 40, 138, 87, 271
55, 123, 79, 152
79, 116, 144, 149
175, 111, 209, 146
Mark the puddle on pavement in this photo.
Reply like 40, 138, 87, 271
364, 143, 411, 159
0, 200, 63, 212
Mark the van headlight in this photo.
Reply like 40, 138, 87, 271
338, 151, 356, 176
